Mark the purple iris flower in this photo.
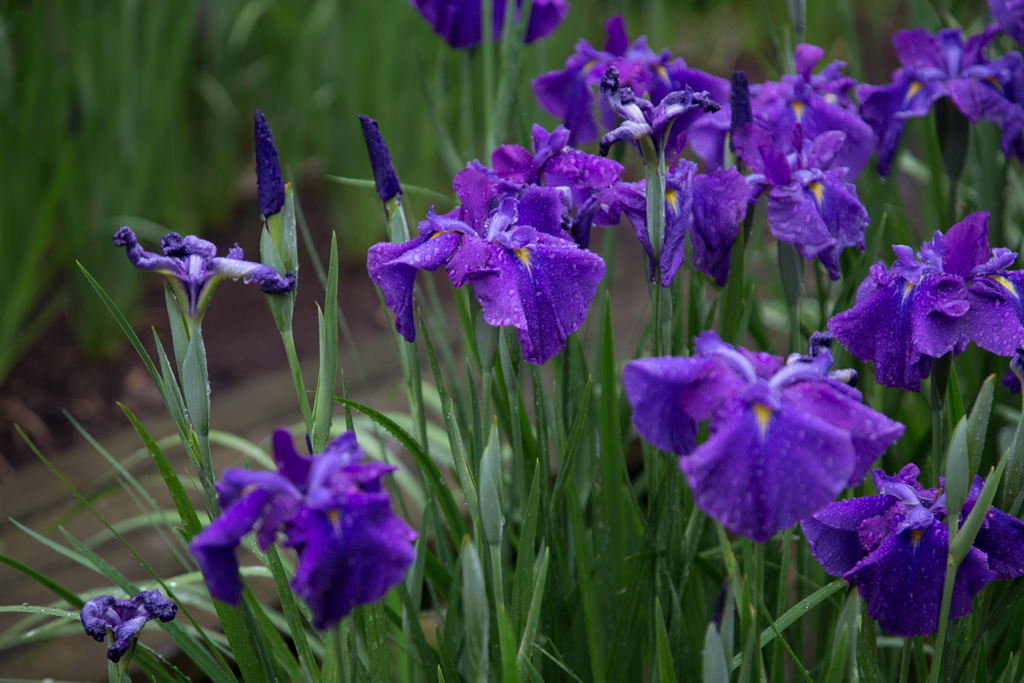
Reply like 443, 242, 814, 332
828, 212, 1023, 391
573, 159, 748, 287
690, 44, 873, 175
598, 66, 721, 162
623, 330, 905, 542
359, 114, 402, 208
368, 164, 605, 365
803, 465, 1024, 636
991, 0, 1024, 46
734, 122, 870, 280
255, 109, 284, 218
1003, 345, 1024, 393
858, 25, 1024, 177
190, 429, 416, 631
407, 0, 568, 49
531, 15, 728, 147
81, 590, 177, 662
112, 227, 296, 322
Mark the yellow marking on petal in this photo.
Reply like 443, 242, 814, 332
790, 100, 805, 121
514, 247, 531, 271
653, 63, 670, 83
808, 181, 824, 207
910, 529, 924, 551
991, 275, 1019, 298
666, 188, 681, 214
752, 403, 772, 439
904, 81, 924, 104
328, 509, 342, 536
429, 230, 449, 240
583, 59, 597, 72
986, 76, 1005, 95
903, 281, 914, 300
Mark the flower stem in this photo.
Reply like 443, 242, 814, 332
930, 352, 953, 488
643, 140, 668, 354
777, 241, 804, 353
481, 0, 495, 156
898, 637, 912, 683
281, 328, 314, 438
926, 554, 959, 683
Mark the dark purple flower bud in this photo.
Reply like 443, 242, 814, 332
624, 330, 905, 541
190, 428, 416, 630
408, 0, 568, 49
113, 226, 295, 321
254, 109, 284, 217
804, 465, 1024, 636
358, 115, 402, 207
1005, 345, 1024, 393
80, 590, 177, 662
729, 71, 751, 152
830, 212, 1024, 391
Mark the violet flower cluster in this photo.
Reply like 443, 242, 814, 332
829, 212, 1024, 391
407, 0, 568, 49
190, 429, 416, 631
112, 227, 296, 322
80, 589, 178, 662
368, 124, 612, 365
858, 25, 1024, 177
804, 465, 1024, 636
624, 331, 904, 541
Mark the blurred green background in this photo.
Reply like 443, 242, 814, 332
0, 0, 988, 388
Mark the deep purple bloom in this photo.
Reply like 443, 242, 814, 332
81, 590, 177, 662
112, 227, 296, 321
255, 109, 284, 217
734, 122, 869, 280
1003, 345, 1024, 393
407, 0, 568, 49
359, 114, 402, 207
623, 331, 905, 541
991, 0, 1024, 46
574, 160, 747, 286
858, 25, 1024, 177
803, 465, 1024, 636
368, 164, 605, 365
690, 44, 872, 175
190, 429, 416, 631
531, 15, 728, 147
729, 71, 752, 153
598, 66, 721, 162
829, 212, 1023, 391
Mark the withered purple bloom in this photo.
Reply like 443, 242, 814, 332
81, 590, 177, 662
735, 122, 869, 280
623, 330, 904, 541
359, 114, 402, 208
532, 15, 728, 147
991, 0, 1024, 46
599, 66, 721, 163
574, 160, 747, 286
255, 109, 284, 217
407, 0, 568, 49
112, 227, 296, 321
368, 164, 604, 365
829, 212, 1023, 391
190, 429, 416, 631
803, 465, 1024, 636
858, 25, 1024, 177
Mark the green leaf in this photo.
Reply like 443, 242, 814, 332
334, 397, 467, 540
703, 623, 730, 683
857, 612, 882, 683
497, 600, 520, 683
360, 602, 391, 683
967, 375, 996, 478
480, 419, 505, 546
462, 537, 489, 683
946, 416, 970, 523
549, 375, 591, 518
655, 597, 677, 683
598, 291, 626, 584
720, 224, 746, 345
567, 477, 606, 683
516, 547, 550, 681
0, 554, 83, 609
510, 467, 540, 634
311, 233, 339, 452
1005, 396, 1024, 516
265, 545, 322, 683
164, 283, 190, 373
952, 444, 1012, 564
833, 213, 887, 315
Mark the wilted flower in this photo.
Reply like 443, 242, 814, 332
734, 122, 869, 280
112, 227, 296, 322
532, 15, 728, 147
598, 66, 720, 164
255, 109, 284, 218
573, 159, 748, 286
858, 25, 1024, 177
829, 212, 1023, 391
991, 0, 1024, 46
408, 0, 568, 49
368, 163, 605, 365
803, 465, 1024, 636
623, 330, 904, 541
81, 590, 177, 662
190, 429, 416, 630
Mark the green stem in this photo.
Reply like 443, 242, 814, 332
930, 352, 953, 488
899, 638, 912, 683
927, 555, 960, 683
778, 241, 804, 354
281, 328, 314, 437
481, 0, 495, 156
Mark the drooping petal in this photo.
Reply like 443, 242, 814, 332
112, 227, 184, 278
963, 270, 1024, 355
801, 495, 898, 576
523, 0, 569, 43
660, 168, 695, 287
991, 0, 1024, 45
690, 168, 748, 286
531, 54, 602, 146
623, 356, 746, 455
271, 428, 313, 487
680, 396, 858, 542
210, 256, 296, 294
367, 233, 463, 342
81, 596, 121, 642
962, 501, 1024, 580
765, 182, 839, 273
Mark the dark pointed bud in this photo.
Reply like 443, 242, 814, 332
712, 578, 730, 631
729, 71, 751, 153
359, 114, 402, 206
1005, 345, 1024, 394
254, 109, 284, 217
808, 330, 834, 357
